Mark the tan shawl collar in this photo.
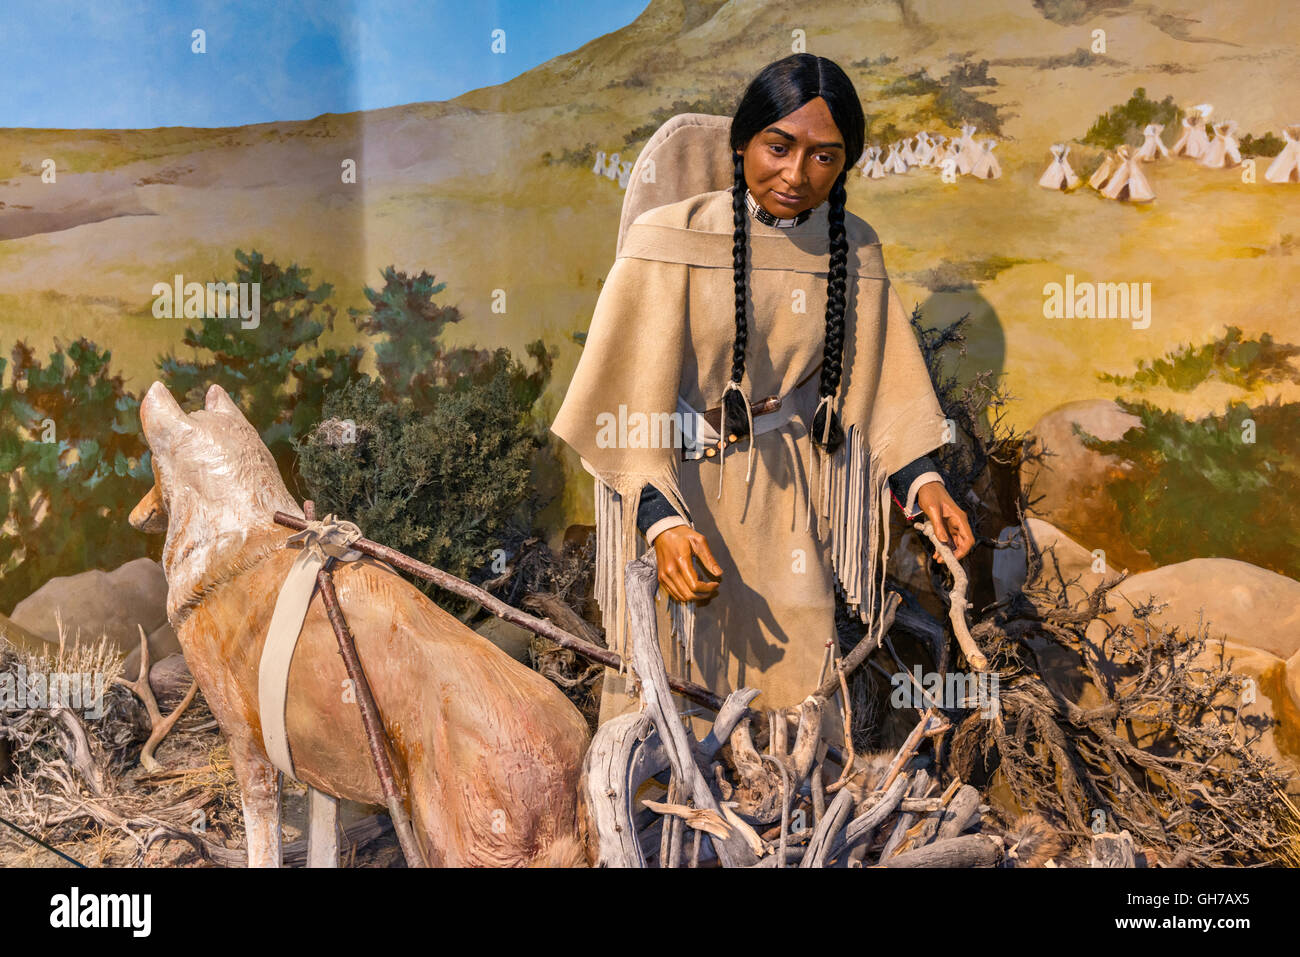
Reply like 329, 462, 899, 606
553, 188, 946, 663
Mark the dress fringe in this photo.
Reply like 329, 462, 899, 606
814, 423, 892, 639
592, 469, 696, 673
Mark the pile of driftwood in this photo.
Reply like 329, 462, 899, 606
580, 530, 1014, 868
946, 534, 1300, 866
575, 522, 1299, 867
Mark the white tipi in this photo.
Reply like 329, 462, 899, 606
1089, 151, 1117, 190
956, 124, 980, 174
1171, 105, 1212, 159
863, 146, 887, 179
911, 132, 933, 167
970, 140, 1001, 179
1039, 144, 1081, 190
1136, 124, 1170, 162
1101, 146, 1155, 202
1200, 121, 1241, 168
942, 141, 963, 175
1265, 125, 1300, 184
884, 143, 909, 174
925, 134, 948, 168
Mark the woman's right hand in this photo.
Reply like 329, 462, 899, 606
653, 525, 722, 603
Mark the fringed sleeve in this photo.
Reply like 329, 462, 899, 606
818, 281, 948, 633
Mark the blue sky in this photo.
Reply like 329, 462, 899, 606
0, 0, 648, 130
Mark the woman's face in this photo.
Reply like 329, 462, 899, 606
739, 96, 847, 218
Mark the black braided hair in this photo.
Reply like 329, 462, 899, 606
810, 169, 849, 453
726, 54, 865, 454
722, 150, 752, 440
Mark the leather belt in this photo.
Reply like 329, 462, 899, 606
701, 394, 781, 434
679, 393, 795, 461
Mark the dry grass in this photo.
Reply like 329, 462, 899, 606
0, 616, 401, 867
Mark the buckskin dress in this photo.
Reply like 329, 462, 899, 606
551, 187, 948, 743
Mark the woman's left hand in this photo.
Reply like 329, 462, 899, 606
915, 481, 975, 561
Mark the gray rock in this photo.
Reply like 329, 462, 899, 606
10, 557, 169, 655
122, 621, 184, 681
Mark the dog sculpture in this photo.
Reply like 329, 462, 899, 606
132, 381, 591, 866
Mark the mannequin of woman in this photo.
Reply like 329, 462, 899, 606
552, 54, 974, 743
650, 88, 973, 600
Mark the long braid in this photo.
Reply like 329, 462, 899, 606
811, 169, 849, 453
723, 151, 751, 439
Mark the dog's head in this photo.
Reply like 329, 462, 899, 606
134, 383, 300, 597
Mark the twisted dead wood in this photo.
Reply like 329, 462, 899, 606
624, 552, 758, 867
916, 519, 986, 670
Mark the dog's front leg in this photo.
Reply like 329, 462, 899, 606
229, 735, 283, 867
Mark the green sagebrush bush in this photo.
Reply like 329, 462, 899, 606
1077, 396, 1300, 579
0, 338, 152, 615
1083, 87, 1181, 150
159, 248, 363, 493
1098, 325, 1300, 393
292, 364, 543, 605
294, 266, 555, 607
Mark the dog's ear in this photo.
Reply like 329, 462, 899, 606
140, 381, 196, 451
204, 383, 256, 430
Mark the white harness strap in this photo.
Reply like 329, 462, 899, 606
259, 515, 391, 781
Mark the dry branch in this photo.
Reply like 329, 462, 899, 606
878, 833, 1003, 868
